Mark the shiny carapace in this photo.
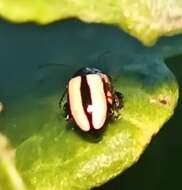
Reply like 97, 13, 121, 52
59, 67, 123, 132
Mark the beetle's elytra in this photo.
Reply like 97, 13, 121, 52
59, 67, 123, 132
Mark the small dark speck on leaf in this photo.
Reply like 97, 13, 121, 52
159, 98, 168, 105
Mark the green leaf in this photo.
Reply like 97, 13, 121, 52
0, 0, 182, 45
0, 134, 26, 190
0, 20, 181, 190
15, 56, 178, 190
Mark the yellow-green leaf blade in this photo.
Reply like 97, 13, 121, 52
0, 0, 182, 45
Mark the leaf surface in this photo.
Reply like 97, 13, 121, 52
0, 0, 182, 45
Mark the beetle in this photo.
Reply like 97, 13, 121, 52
59, 67, 123, 132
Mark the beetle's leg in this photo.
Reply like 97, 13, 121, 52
110, 91, 123, 120
59, 87, 72, 121
59, 88, 67, 110
113, 91, 123, 110
63, 102, 72, 121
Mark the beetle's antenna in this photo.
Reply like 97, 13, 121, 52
97, 50, 111, 67
97, 50, 119, 83
37, 62, 74, 70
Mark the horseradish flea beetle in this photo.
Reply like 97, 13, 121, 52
59, 67, 123, 132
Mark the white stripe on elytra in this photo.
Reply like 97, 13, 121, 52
87, 74, 107, 130
68, 76, 90, 131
